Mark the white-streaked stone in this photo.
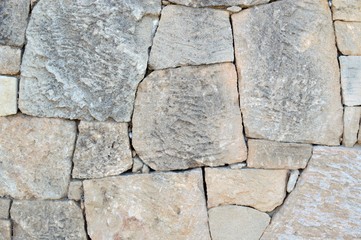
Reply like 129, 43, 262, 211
340, 56, 361, 106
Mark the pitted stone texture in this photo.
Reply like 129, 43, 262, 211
335, 22, 361, 56
261, 146, 361, 239
0, 220, 11, 240
0, 0, 29, 47
149, 5, 233, 70
332, 0, 361, 21
209, 205, 270, 240
168, 0, 268, 7
72, 121, 132, 179
232, 0, 343, 145
247, 139, 312, 169
340, 56, 361, 106
0, 198, 10, 219
205, 168, 287, 212
0, 114, 76, 199
0, 46, 21, 75
0, 76, 17, 116
68, 181, 83, 201
343, 107, 361, 147
83, 169, 210, 240
11, 200, 87, 240
133, 64, 247, 171
19, 0, 161, 122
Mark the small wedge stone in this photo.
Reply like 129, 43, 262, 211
335, 21, 361, 56
0, 46, 21, 75
132, 156, 144, 173
343, 107, 361, 147
0, 198, 10, 219
332, 0, 361, 21
340, 56, 361, 106
68, 181, 83, 201
0, 76, 18, 116
287, 170, 300, 193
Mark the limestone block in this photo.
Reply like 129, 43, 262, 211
332, 0, 361, 21
343, 107, 361, 147
0, 220, 11, 240
340, 56, 361, 106
0, 76, 17, 116
0, 198, 10, 219
0, 46, 21, 75
168, 0, 269, 7
68, 181, 83, 201
335, 21, 361, 56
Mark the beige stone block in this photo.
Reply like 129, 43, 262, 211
0, 46, 21, 75
0, 76, 17, 116
335, 21, 361, 56
340, 56, 361, 106
0, 198, 10, 219
343, 107, 361, 147
332, 0, 361, 21
0, 220, 11, 240
68, 181, 83, 201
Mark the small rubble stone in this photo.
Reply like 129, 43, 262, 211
83, 169, 211, 240
0, 46, 21, 75
0, 198, 11, 219
335, 21, 361, 56
209, 205, 270, 240
149, 5, 233, 69
227, 6, 242, 13
343, 107, 361, 147
0, 76, 18, 116
132, 156, 144, 173
11, 200, 87, 239
141, 164, 151, 174
0, 0, 30, 47
72, 121, 132, 179
262, 146, 361, 239
168, 0, 269, 7
0, 114, 76, 199
0, 220, 11, 240
332, 0, 361, 21
229, 162, 247, 169
287, 170, 300, 193
340, 56, 361, 106
133, 63, 247, 171
205, 168, 288, 212
68, 181, 83, 201
247, 139, 312, 169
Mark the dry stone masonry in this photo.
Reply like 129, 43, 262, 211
0, 0, 360, 239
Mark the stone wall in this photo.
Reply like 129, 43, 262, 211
0, 0, 361, 239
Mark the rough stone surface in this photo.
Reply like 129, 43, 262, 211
132, 156, 144, 173
262, 146, 361, 239
247, 139, 312, 169
0, 114, 76, 199
340, 56, 361, 106
0, 76, 18, 116
343, 107, 361, 147
0, 0, 29, 47
205, 168, 288, 212
232, 0, 343, 145
332, 0, 361, 21
0, 198, 10, 219
335, 21, 361, 56
0, 46, 21, 75
72, 121, 132, 179
68, 181, 83, 201
168, 0, 268, 7
133, 63, 247, 171
19, 0, 161, 121
11, 200, 87, 240
149, 5, 233, 70
0, 219, 11, 240
83, 169, 210, 240
286, 170, 299, 193
209, 205, 270, 240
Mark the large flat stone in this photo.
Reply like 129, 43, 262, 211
262, 146, 361, 239
0, 76, 17, 116
205, 168, 288, 212
19, 0, 161, 121
168, 0, 269, 7
0, 46, 21, 75
11, 200, 87, 239
332, 0, 361, 21
0, 114, 76, 199
232, 0, 343, 145
335, 21, 361, 56
340, 56, 361, 106
0, 198, 10, 219
133, 63, 247, 171
209, 205, 270, 240
83, 169, 210, 240
0, 220, 11, 240
0, 0, 29, 47
149, 5, 233, 69
72, 121, 132, 179
343, 107, 361, 147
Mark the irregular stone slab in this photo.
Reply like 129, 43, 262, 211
0, 76, 18, 116
286, 170, 300, 193
232, 0, 343, 145
83, 169, 210, 240
335, 21, 361, 56
19, 0, 161, 122
0, 0, 29, 47
0, 220, 11, 240
68, 181, 83, 201
205, 168, 287, 211
168, 0, 268, 7
209, 205, 270, 240
72, 121, 132, 179
149, 5, 233, 69
0, 114, 76, 199
0, 46, 21, 75
133, 63, 247, 171
11, 200, 87, 239
247, 139, 312, 169
332, 0, 361, 21
0, 198, 10, 219
340, 56, 361, 106
343, 107, 361, 147
262, 146, 361, 239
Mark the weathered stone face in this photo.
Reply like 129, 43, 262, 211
247, 139, 312, 169
205, 168, 288, 212
0, 114, 76, 199
149, 5, 233, 69
232, 0, 343, 145
340, 56, 361, 106
0, 76, 18, 116
19, 0, 161, 121
168, 0, 269, 7
0, 46, 21, 75
11, 200, 87, 240
335, 22, 361, 56
68, 181, 83, 201
133, 63, 247, 171
72, 121, 132, 179
343, 107, 361, 147
332, 0, 361, 21
0, 220, 11, 240
261, 146, 361, 239
0, 0, 29, 47
83, 169, 211, 240
208, 205, 270, 240
0, 198, 10, 219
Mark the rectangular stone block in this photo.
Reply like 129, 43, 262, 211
335, 21, 361, 56
332, 0, 361, 21
340, 56, 361, 106
0, 219, 11, 240
0, 76, 17, 116
343, 107, 361, 147
0, 46, 21, 75
0, 198, 10, 219
168, 0, 269, 7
